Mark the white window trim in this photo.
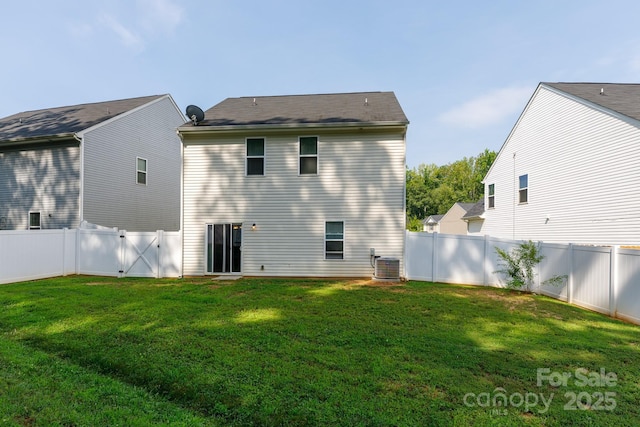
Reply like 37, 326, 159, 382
299, 136, 319, 176
518, 174, 528, 204
488, 183, 495, 209
137, 157, 148, 185
324, 220, 345, 260
246, 137, 266, 176
28, 211, 41, 230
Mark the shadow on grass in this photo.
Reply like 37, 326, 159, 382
0, 276, 639, 426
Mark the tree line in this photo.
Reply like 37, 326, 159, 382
406, 148, 497, 231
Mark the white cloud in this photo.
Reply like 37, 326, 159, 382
68, 22, 94, 39
97, 0, 184, 52
138, 0, 185, 35
438, 86, 532, 129
100, 14, 145, 51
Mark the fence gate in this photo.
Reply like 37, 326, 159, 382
119, 230, 161, 278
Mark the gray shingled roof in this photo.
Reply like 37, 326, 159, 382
457, 202, 476, 213
182, 91, 408, 128
544, 83, 640, 122
461, 200, 484, 220
422, 214, 444, 225
0, 95, 165, 144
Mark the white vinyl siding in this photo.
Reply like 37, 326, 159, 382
82, 96, 184, 231
0, 144, 80, 230
482, 85, 640, 245
182, 128, 406, 277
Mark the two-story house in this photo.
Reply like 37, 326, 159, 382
178, 92, 409, 277
478, 82, 640, 245
0, 95, 185, 231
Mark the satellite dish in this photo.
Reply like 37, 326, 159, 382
185, 105, 205, 125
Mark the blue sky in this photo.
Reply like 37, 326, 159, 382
2, 0, 640, 168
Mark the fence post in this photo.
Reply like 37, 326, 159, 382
483, 234, 489, 286
567, 243, 573, 304
62, 228, 67, 276
535, 241, 542, 294
118, 230, 126, 278
157, 230, 163, 279
75, 227, 81, 275
432, 232, 438, 283
610, 246, 618, 317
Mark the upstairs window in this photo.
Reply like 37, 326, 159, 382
299, 136, 318, 175
29, 211, 41, 230
519, 174, 528, 204
246, 138, 265, 176
137, 157, 147, 185
488, 183, 495, 208
325, 221, 344, 260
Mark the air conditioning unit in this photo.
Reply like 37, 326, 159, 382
374, 257, 400, 280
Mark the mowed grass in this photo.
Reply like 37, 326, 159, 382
0, 276, 639, 426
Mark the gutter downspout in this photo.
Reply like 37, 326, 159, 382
177, 129, 185, 278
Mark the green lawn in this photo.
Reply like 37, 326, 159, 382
0, 276, 639, 426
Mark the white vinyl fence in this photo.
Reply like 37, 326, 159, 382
405, 231, 640, 325
3, 228, 639, 325
0, 228, 181, 285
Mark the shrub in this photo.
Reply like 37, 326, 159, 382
494, 240, 544, 292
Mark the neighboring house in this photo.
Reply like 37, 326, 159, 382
0, 95, 185, 231
422, 214, 444, 233
423, 202, 475, 235
479, 82, 640, 245
461, 200, 484, 234
178, 91, 409, 277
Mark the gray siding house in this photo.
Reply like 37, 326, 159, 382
179, 91, 409, 277
0, 95, 185, 231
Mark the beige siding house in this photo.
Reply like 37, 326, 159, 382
480, 82, 640, 245
440, 203, 475, 234
0, 95, 185, 231
422, 203, 476, 234
179, 92, 409, 277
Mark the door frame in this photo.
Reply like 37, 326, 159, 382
204, 223, 242, 275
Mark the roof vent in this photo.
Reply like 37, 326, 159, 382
364, 97, 369, 106
600, 88, 604, 95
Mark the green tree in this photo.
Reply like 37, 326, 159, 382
470, 149, 497, 201
405, 149, 496, 231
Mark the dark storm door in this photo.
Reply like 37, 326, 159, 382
206, 223, 242, 274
